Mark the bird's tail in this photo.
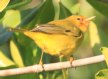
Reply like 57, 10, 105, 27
8, 27, 28, 32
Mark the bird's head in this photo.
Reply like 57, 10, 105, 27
66, 15, 95, 32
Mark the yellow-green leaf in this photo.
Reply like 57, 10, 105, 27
10, 40, 24, 67
71, 3, 80, 14
3, 10, 21, 28
0, 0, 10, 12
95, 69, 108, 79
89, 22, 101, 47
0, 50, 15, 67
100, 47, 108, 66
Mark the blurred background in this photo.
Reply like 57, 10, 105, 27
0, 0, 108, 79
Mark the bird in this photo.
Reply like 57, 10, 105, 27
9, 15, 95, 64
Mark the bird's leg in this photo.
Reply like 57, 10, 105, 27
69, 57, 74, 67
33, 50, 44, 78
39, 50, 44, 70
69, 55, 76, 69
39, 50, 44, 64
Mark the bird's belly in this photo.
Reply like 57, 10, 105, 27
32, 33, 79, 57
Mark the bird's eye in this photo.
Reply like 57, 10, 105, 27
77, 18, 80, 20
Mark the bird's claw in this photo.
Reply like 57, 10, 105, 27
69, 57, 74, 67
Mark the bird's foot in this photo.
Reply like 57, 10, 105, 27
69, 57, 74, 68
39, 60, 45, 71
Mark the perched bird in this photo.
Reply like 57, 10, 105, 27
9, 15, 95, 63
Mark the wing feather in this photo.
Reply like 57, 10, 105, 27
31, 24, 83, 37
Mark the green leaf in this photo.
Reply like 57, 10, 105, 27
2, 10, 21, 28
6, 0, 32, 10
95, 69, 108, 79
0, 25, 12, 45
100, 47, 108, 66
10, 40, 24, 67
0, 11, 6, 19
89, 22, 101, 48
0, 0, 10, 12
27, 0, 55, 28
0, 50, 15, 67
53, 1, 72, 20
61, 0, 77, 11
59, 2, 72, 19
70, 3, 80, 14
89, 22, 102, 55
19, 4, 44, 28
79, 0, 94, 16
34, 0, 55, 24
87, 0, 108, 17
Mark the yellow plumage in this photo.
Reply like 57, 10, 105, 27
24, 31, 83, 57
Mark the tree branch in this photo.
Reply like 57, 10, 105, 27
0, 55, 105, 76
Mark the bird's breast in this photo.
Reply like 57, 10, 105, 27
24, 31, 83, 57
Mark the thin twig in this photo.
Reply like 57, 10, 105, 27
0, 55, 105, 76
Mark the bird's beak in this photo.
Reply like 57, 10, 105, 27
85, 16, 96, 21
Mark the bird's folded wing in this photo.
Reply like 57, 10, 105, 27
31, 24, 82, 37
31, 24, 67, 35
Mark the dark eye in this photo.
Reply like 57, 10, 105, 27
77, 18, 80, 20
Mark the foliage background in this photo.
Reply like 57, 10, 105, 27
0, 0, 108, 79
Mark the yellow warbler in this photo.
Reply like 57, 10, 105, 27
9, 15, 95, 62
